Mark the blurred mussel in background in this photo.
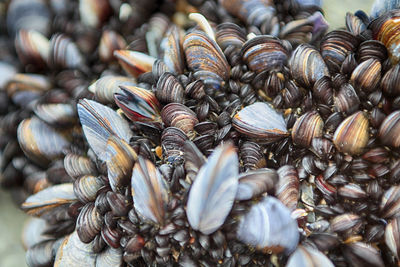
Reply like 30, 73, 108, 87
4, 0, 400, 266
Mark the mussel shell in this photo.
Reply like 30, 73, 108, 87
77, 99, 133, 161
79, 0, 112, 28
380, 185, 400, 219
232, 102, 288, 143
22, 218, 52, 249
99, 30, 127, 62
379, 110, 400, 148
286, 245, 334, 267
291, 111, 323, 147
216, 22, 247, 51
349, 58, 381, 93
381, 64, 400, 96
183, 30, 230, 90
236, 196, 299, 254
333, 111, 369, 155
64, 153, 97, 180
290, 44, 329, 88
276, 165, 299, 211
114, 50, 156, 77
343, 242, 385, 267
187, 143, 238, 235
131, 157, 170, 225
54, 231, 96, 266
48, 33, 85, 69
26, 239, 59, 267
114, 85, 161, 123
161, 25, 185, 74
15, 29, 50, 69
96, 247, 123, 267
76, 202, 103, 243
156, 72, 185, 104
74, 175, 104, 203
106, 136, 137, 192
22, 183, 76, 216
17, 117, 71, 165
385, 216, 400, 259
333, 83, 360, 115
88, 75, 136, 104
34, 103, 76, 126
161, 127, 188, 163
241, 35, 288, 73
235, 168, 278, 201
161, 103, 199, 138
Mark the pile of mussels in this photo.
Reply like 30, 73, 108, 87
3, 0, 400, 266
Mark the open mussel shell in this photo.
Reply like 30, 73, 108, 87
34, 103, 76, 127
161, 103, 199, 138
114, 85, 161, 123
320, 30, 359, 73
187, 143, 238, 235
292, 111, 323, 147
114, 50, 156, 77
21, 183, 76, 217
15, 29, 50, 70
349, 58, 381, 93
6, 73, 51, 106
276, 165, 299, 211
370, 10, 400, 64
131, 157, 170, 225
379, 110, 400, 148
6, 0, 51, 37
156, 72, 185, 104
76, 202, 103, 243
290, 44, 329, 88
241, 35, 288, 74
74, 175, 104, 203
235, 168, 278, 201
161, 127, 188, 163
88, 76, 136, 104
54, 231, 97, 266
286, 245, 334, 267
161, 25, 185, 74
183, 30, 230, 84
333, 111, 369, 155
64, 153, 97, 180
99, 30, 127, 62
232, 102, 288, 143
77, 99, 133, 161
385, 216, 400, 259
236, 196, 299, 254
48, 33, 85, 70
106, 136, 137, 193
79, 0, 111, 28
17, 117, 71, 166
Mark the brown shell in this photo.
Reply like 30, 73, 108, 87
379, 110, 400, 148
349, 58, 381, 93
161, 103, 199, 138
291, 111, 324, 147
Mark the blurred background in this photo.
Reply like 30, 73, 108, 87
0, 0, 376, 266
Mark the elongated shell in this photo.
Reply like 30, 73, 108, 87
114, 50, 156, 77
106, 136, 137, 192
385, 216, 400, 259
54, 231, 96, 266
236, 168, 278, 201
277, 165, 299, 211
114, 85, 161, 123
333, 111, 369, 155
17, 117, 70, 165
286, 245, 334, 267
292, 111, 324, 147
161, 25, 185, 74
232, 102, 288, 143
236, 196, 299, 254
88, 76, 135, 104
77, 99, 133, 161
290, 44, 329, 88
22, 183, 76, 216
131, 157, 170, 225
379, 110, 400, 148
186, 143, 238, 235
183, 30, 230, 88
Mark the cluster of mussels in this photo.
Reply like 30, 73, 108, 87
4, 0, 400, 266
